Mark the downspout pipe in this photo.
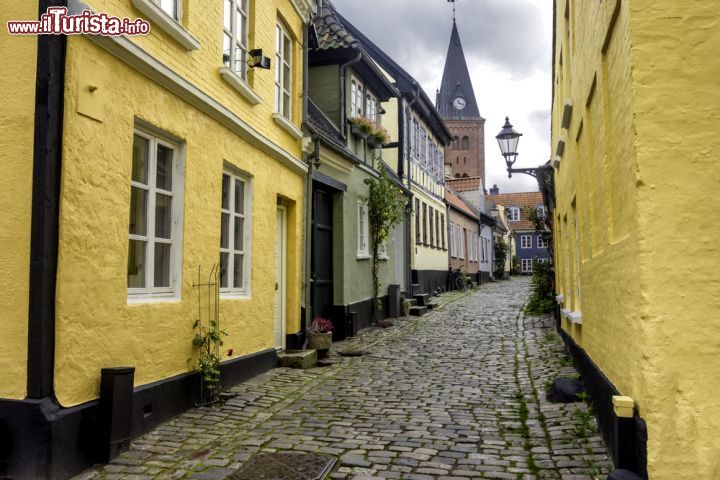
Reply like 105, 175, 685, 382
303, 136, 321, 349
403, 83, 421, 293
339, 50, 363, 139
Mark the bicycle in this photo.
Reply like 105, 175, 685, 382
449, 268, 467, 291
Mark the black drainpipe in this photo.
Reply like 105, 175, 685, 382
27, 0, 67, 400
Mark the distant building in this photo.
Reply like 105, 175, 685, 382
437, 20, 486, 180
486, 189, 550, 274
445, 188, 480, 285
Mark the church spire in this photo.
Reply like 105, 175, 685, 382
436, 21, 483, 121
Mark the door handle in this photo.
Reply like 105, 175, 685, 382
275, 282, 279, 291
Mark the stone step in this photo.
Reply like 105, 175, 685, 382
408, 306, 427, 317
406, 298, 418, 307
411, 283, 421, 295
277, 350, 317, 369
426, 302, 438, 310
414, 293, 430, 306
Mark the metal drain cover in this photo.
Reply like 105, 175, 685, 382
229, 452, 336, 480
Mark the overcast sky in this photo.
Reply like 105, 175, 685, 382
332, 0, 553, 193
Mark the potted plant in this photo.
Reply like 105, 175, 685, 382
368, 125, 390, 148
349, 116, 374, 139
307, 316, 333, 358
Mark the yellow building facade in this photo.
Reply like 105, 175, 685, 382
0, 0, 314, 478
552, 1, 720, 478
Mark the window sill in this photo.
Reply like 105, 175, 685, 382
130, 0, 200, 51
219, 67, 262, 105
378, 255, 389, 261
220, 292, 251, 300
128, 294, 180, 305
356, 254, 371, 260
555, 294, 565, 303
273, 113, 303, 140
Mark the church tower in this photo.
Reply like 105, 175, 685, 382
437, 21, 486, 181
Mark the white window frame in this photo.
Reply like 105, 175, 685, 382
457, 225, 465, 260
537, 234, 549, 249
351, 78, 364, 118
220, 170, 253, 297
357, 201, 370, 258
449, 222, 457, 258
128, 128, 183, 301
508, 207, 521, 222
366, 91, 378, 123
522, 258, 533, 273
420, 128, 427, 165
222, 0, 250, 81
275, 21, 293, 119
537, 205, 546, 217
521, 234, 533, 249
152, 0, 180, 20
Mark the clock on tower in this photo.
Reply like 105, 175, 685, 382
453, 97, 466, 110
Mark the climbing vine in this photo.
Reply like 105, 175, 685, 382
364, 166, 407, 321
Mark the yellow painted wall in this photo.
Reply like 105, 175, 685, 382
0, 0, 39, 400
54, 0, 307, 407
411, 188, 448, 271
629, 1, 720, 477
553, 0, 720, 478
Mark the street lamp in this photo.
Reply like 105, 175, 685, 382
495, 116, 546, 179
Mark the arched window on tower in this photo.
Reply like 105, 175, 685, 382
462, 136, 470, 150
453, 136, 459, 149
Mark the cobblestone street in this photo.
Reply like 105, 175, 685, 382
76, 278, 612, 480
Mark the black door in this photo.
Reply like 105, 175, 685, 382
311, 187, 333, 323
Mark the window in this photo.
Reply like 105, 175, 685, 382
441, 213, 446, 249
128, 130, 182, 298
412, 119, 419, 159
422, 203, 428, 244
457, 226, 465, 260
468, 233, 476, 262
152, 0, 179, 19
351, 80, 364, 117
357, 202, 369, 257
222, 0, 249, 80
521, 235, 532, 249
415, 199, 421, 244
522, 259, 533, 273
537, 235, 549, 248
420, 128, 427, 164
508, 207, 520, 222
429, 209, 434, 246
366, 92, 378, 123
462, 136, 470, 150
275, 22, 292, 118
220, 171, 252, 294
537, 205, 546, 217
435, 211, 440, 248
449, 222, 456, 258
480, 236, 485, 262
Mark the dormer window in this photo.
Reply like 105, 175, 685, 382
366, 93, 378, 123
508, 207, 521, 221
351, 80, 364, 117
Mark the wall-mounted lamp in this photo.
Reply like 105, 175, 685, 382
249, 49, 271, 70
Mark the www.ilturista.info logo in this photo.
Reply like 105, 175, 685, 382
7, 7, 151, 36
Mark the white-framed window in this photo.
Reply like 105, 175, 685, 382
521, 235, 533, 249
457, 225, 465, 260
415, 198, 421, 244
429, 208, 434, 246
378, 242, 388, 260
449, 222, 456, 258
441, 213, 446, 250
422, 203, 428, 244
508, 207, 521, 221
351, 79, 364, 117
366, 92, 378, 123
220, 171, 252, 295
357, 201, 369, 257
522, 258, 533, 273
420, 128, 427, 165
537, 234, 549, 248
412, 119, 419, 159
537, 205, 546, 217
152, 0, 180, 20
223, 0, 249, 80
128, 130, 182, 299
275, 21, 292, 119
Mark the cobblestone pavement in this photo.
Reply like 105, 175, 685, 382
75, 278, 612, 480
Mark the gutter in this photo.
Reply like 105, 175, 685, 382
28, 0, 67, 400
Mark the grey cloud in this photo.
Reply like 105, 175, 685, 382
331, 0, 550, 84
528, 109, 551, 138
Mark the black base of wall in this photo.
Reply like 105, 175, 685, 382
0, 349, 277, 480
285, 331, 305, 350
557, 326, 648, 478
330, 295, 389, 341
479, 271, 491, 284
412, 270, 448, 296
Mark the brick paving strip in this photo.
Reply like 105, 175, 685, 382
74, 278, 612, 480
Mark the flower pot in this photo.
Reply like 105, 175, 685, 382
308, 332, 332, 351
351, 124, 369, 139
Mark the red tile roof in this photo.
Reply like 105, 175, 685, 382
445, 188, 479, 220
446, 176, 483, 193
486, 191, 543, 232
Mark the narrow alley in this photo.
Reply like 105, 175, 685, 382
76, 279, 612, 480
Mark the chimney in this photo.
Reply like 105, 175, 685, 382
489, 184, 500, 195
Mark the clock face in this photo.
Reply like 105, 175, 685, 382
453, 97, 466, 110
